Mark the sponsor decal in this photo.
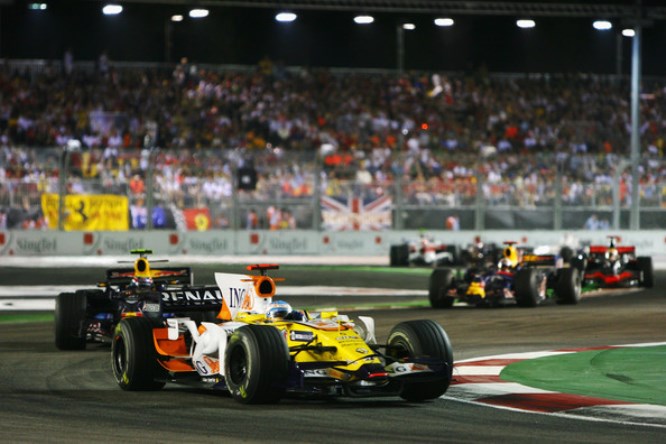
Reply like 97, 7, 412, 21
103, 238, 145, 253
195, 360, 209, 375
385, 362, 430, 374
161, 288, 223, 304
15, 237, 57, 254
336, 334, 361, 342
268, 237, 308, 253
226, 287, 247, 309
303, 369, 329, 378
332, 238, 367, 252
187, 238, 230, 254
142, 303, 160, 313
290, 331, 315, 342
356, 348, 368, 354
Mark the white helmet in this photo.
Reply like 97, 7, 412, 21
498, 258, 513, 270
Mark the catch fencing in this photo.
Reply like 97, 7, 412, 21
1, 146, 665, 232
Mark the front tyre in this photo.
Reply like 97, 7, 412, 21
54, 292, 87, 350
224, 324, 289, 404
637, 257, 654, 288
112, 317, 166, 391
387, 320, 453, 401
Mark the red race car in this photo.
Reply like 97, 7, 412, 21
575, 237, 654, 289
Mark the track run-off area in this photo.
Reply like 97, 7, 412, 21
0, 255, 665, 442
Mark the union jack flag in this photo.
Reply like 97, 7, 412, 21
321, 195, 392, 231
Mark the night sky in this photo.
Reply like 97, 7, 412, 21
2, 0, 666, 74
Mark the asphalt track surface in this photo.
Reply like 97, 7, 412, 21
0, 263, 665, 443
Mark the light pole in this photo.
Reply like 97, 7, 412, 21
629, 22, 641, 229
396, 22, 415, 74
396, 24, 404, 73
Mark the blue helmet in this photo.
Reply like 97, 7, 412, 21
130, 277, 154, 288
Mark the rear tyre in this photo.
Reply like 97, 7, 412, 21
54, 292, 87, 350
224, 324, 289, 404
390, 244, 410, 266
514, 268, 540, 307
428, 269, 455, 309
555, 267, 582, 305
637, 256, 654, 288
387, 320, 453, 401
112, 317, 166, 391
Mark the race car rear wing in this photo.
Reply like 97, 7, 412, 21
521, 254, 558, 267
159, 285, 225, 314
106, 267, 194, 287
589, 245, 635, 254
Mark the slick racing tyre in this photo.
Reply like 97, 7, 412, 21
555, 267, 582, 305
224, 324, 289, 404
428, 268, 455, 308
112, 317, 166, 391
390, 244, 410, 266
54, 292, 87, 350
637, 256, 654, 288
514, 268, 540, 307
387, 320, 454, 402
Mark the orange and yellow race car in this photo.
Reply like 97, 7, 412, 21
111, 264, 454, 404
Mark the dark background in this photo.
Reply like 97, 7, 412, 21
2, 0, 666, 74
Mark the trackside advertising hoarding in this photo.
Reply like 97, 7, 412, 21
1, 230, 665, 257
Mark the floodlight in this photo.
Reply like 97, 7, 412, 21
593, 20, 612, 30
516, 19, 535, 29
276, 12, 297, 22
354, 15, 374, 24
189, 8, 209, 18
103, 4, 123, 15
402, 23, 415, 30
434, 18, 454, 27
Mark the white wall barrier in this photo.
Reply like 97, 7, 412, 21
1, 230, 665, 257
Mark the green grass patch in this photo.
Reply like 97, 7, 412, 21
501, 345, 666, 406
0, 312, 54, 324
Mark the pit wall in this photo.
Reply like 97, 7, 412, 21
1, 230, 664, 257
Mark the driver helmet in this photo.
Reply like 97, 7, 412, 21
266, 300, 292, 320
606, 248, 619, 262
498, 258, 513, 270
130, 277, 154, 288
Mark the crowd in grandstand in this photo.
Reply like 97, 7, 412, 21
1, 58, 666, 230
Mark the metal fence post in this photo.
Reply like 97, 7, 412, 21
57, 147, 70, 231
474, 171, 484, 231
